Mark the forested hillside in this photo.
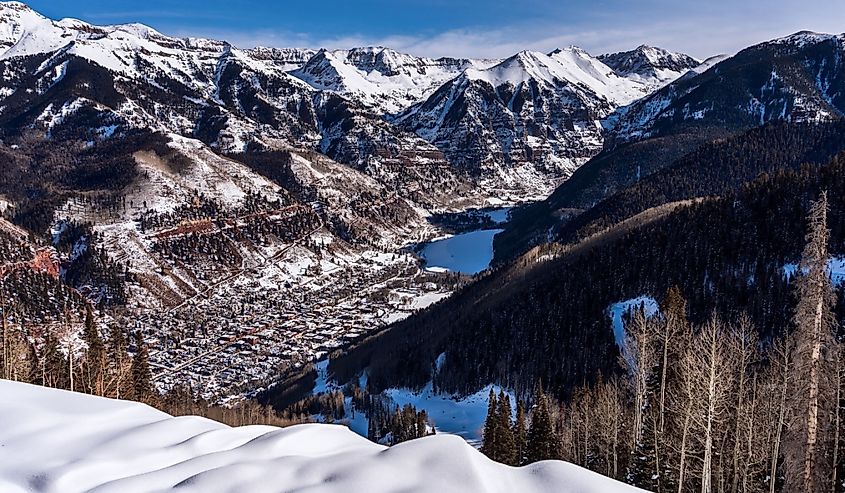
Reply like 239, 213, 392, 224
331, 150, 845, 400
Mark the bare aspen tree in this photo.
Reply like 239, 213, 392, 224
683, 316, 733, 493
831, 344, 844, 493
594, 376, 626, 479
785, 192, 839, 493
669, 321, 696, 493
729, 315, 759, 493
623, 307, 657, 450
766, 337, 792, 493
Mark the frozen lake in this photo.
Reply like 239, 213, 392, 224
419, 228, 504, 275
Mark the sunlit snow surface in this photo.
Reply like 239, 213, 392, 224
0, 380, 643, 493
420, 229, 503, 275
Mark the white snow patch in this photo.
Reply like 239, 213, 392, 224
783, 255, 845, 285
607, 296, 660, 346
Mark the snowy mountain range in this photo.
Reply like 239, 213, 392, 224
0, 1, 702, 200
608, 31, 845, 146
598, 44, 700, 88
392, 47, 689, 190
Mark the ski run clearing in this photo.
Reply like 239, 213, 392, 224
0, 380, 643, 493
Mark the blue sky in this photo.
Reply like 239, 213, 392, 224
23, 0, 845, 59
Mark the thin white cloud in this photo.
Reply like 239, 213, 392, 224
151, 0, 845, 60
176, 21, 841, 62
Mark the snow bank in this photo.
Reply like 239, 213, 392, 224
0, 380, 643, 493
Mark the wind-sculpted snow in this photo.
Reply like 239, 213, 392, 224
0, 380, 644, 493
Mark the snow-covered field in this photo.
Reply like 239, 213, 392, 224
0, 380, 643, 493
385, 383, 514, 446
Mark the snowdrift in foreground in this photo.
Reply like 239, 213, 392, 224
0, 380, 643, 493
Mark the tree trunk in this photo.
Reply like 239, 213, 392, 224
770, 349, 789, 493
803, 293, 825, 490
679, 402, 692, 493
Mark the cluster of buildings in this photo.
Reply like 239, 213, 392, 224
130, 244, 453, 402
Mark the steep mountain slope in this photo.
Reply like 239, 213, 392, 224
0, 380, 645, 493
292, 47, 496, 113
609, 31, 845, 145
330, 148, 845, 401
494, 32, 845, 261
392, 48, 684, 197
495, 120, 845, 260
598, 45, 700, 90
0, 2, 475, 205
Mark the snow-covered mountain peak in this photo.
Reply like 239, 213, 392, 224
469, 50, 555, 84
291, 48, 368, 93
0, 0, 57, 50
769, 30, 845, 49
344, 45, 420, 76
548, 45, 591, 57
0, 0, 36, 18
598, 45, 699, 85
290, 46, 483, 113
463, 48, 643, 106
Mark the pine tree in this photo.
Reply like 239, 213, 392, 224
108, 324, 128, 398
41, 331, 67, 388
497, 390, 517, 465
131, 331, 155, 405
526, 387, 559, 463
514, 399, 528, 466
627, 407, 660, 491
82, 306, 105, 395
481, 389, 499, 460
785, 192, 840, 493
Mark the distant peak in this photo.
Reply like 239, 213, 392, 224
0, 1, 42, 18
777, 30, 837, 42
598, 44, 699, 78
0, 1, 33, 10
550, 45, 589, 56
509, 50, 546, 62
348, 45, 389, 53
